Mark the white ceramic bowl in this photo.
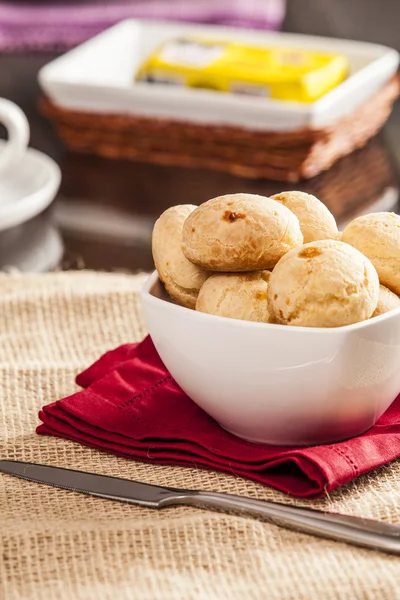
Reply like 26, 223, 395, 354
141, 271, 400, 446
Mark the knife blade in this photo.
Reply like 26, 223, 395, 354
1, 459, 399, 555
0, 460, 179, 506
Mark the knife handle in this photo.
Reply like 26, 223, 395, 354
161, 491, 400, 554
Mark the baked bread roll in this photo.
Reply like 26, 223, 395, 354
372, 285, 400, 317
152, 205, 209, 309
182, 193, 303, 272
196, 271, 270, 322
267, 240, 379, 327
342, 212, 400, 295
272, 191, 339, 243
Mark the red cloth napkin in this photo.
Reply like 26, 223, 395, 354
37, 336, 400, 498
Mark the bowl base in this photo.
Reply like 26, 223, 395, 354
221, 424, 370, 447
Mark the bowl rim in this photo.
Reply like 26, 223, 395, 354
141, 270, 400, 335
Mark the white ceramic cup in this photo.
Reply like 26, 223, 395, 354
0, 99, 30, 176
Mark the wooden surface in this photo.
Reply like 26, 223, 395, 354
0, 52, 399, 273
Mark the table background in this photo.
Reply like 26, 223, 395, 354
0, 6, 399, 273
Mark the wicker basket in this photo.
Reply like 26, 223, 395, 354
41, 76, 400, 182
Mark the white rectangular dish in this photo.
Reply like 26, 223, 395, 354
39, 19, 399, 132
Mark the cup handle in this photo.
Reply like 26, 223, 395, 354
0, 99, 30, 175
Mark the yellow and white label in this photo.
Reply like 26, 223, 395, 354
136, 37, 348, 103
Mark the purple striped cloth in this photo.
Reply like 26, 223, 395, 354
0, 0, 286, 52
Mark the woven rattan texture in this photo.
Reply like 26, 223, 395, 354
41, 77, 400, 182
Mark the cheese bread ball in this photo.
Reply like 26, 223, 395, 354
152, 205, 209, 309
196, 271, 270, 323
267, 240, 379, 328
272, 191, 339, 243
342, 212, 400, 294
372, 285, 400, 318
182, 193, 303, 272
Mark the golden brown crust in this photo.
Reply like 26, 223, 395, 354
372, 284, 400, 317
196, 271, 271, 322
272, 191, 339, 243
342, 212, 400, 295
152, 205, 209, 309
267, 240, 379, 327
182, 194, 303, 272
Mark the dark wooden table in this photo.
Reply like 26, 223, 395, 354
0, 52, 399, 273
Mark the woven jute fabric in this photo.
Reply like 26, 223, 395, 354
0, 272, 399, 600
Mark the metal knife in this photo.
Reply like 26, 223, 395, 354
1, 459, 399, 555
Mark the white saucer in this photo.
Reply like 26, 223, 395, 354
0, 141, 61, 232
0, 214, 64, 272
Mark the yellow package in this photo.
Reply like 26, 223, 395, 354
136, 37, 348, 103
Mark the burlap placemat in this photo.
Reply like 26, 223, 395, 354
0, 271, 399, 600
